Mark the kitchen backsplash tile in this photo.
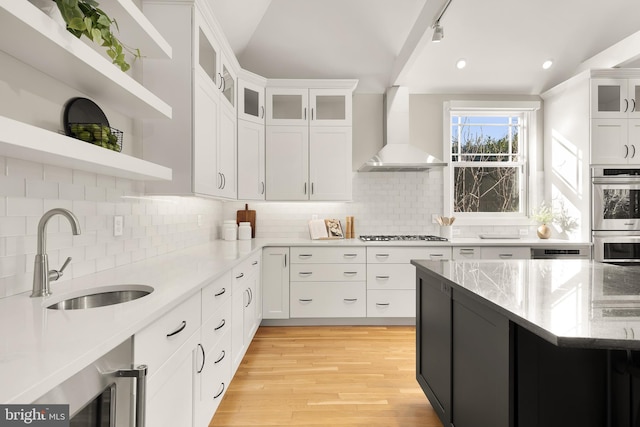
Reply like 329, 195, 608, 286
223, 170, 530, 239
0, 155, 222, 299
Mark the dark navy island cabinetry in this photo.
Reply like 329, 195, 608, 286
414, 259, 640, 427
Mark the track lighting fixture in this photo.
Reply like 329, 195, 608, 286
432, 0, 453, 43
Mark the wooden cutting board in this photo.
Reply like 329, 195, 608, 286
236, 204, 256, 238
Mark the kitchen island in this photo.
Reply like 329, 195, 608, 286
412, 259, 640, 427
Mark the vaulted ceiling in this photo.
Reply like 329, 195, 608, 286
208, 0, 640, 94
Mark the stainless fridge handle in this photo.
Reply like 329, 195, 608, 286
115, 365, 148, 427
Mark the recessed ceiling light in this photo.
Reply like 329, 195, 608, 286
456, 59, 466, 69
542, 60, 553, 70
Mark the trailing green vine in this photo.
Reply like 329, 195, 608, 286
53, 0, 141, 72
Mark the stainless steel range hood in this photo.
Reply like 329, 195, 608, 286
358, 86, 446, 172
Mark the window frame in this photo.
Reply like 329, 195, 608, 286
443, 100, 541, 226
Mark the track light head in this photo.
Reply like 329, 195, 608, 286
432, 24, 444, 42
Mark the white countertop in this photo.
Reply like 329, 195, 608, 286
0, 236, 590, 404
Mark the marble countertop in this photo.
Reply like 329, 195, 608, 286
0, 236, 591, 404
412, 259, 640, 350
262, 237, 590, 247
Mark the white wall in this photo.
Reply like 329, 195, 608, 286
0, 51, 222, 299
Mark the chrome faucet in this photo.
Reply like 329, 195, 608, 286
31, 208, 82, 298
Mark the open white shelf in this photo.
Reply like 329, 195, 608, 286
0, 1, 172, 120
100, 0, 172, 60
0, 116, 172, 181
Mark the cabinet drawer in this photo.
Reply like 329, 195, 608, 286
367, 264, 416, 290
201, 304, 232, 352
367, 290, 415, 318
196, 331, 231, 426
291, 263, 365, 281
233, 252, 261, 286
367, 246, 450, 263
290, 282, 366, 317
291, 247, 365, 263
202, 271, 232, 323
134, 291, 201, 377
481, 246, 530, 259
453, 247, 481, 260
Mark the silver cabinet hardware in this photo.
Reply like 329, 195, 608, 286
214, 382, 225, 399
343, 253, 358, 258
376, 275, 390, 280
299, 298, 313, 302
376, 303, 390, 306
214, 288, 226, 297
343, 298, 357, 302
115, 365, 147, 427
214, 350, 226, 364
298, 272, 313, 276
235, 273, 244, 279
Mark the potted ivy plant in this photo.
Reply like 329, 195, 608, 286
45, 0, 141, 72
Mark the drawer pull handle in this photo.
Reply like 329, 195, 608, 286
235, 273, 244, 279
197, 343, 205, 373
298, 272, 313, 276
252, 261, 258, 265
376, 303, 390, 306
376, 275, 390, 280
499, 254, 513, 258
214, 319, 226, 331
214, 288, 226, 297
166, 320, 187, 338
344, 298, 358, 302
214, 350, 226, 364
343, 253, 358, 258
298, 254, 312, 259
214, 382, 225, 399
299, 298, 313, 302
460, 248, 475, 254
429, 254, 444, 258
343, 271, 358, 276
375, 254, 390, 258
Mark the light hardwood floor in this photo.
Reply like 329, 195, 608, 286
210, 326, 443, 427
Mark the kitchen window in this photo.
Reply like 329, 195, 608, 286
443, 100, 540, 225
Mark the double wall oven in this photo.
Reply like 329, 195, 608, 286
592, 167, 640, 264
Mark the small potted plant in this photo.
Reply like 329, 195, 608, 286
34, 0, 141, 72
531, 202, 556, 239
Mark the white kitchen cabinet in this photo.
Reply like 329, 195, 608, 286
591, 118, 640, 164
591, 78, 640, 119
238, 120, 266, 200
265, 125, 309, 200
290, 246, 366, 318
265, 80, 357, 201
452, 246, 531, 260
239, 73, 266, 124
135, 291, 201, 427
366, 247, 449, 318
142, 1, 237, 199
266, 87, 353, 126
146, 337, 197, 427
231, 252, 261, 374
262, 247, 290, 320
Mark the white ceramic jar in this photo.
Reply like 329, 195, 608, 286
223, 220, 238, 240
238, 222, 252, 240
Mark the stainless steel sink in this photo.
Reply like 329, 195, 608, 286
46, 285, 154, 310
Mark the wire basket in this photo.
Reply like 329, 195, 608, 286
68, 123, 123, 152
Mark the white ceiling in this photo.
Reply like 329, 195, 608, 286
208, 0, 640, 95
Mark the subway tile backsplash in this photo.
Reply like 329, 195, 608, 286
0, 159, 529, 298
0, 156, 222, 299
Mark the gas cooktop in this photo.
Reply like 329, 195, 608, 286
359, 235, 448, 242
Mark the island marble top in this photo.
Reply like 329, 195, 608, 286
412, 259, 640, 350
